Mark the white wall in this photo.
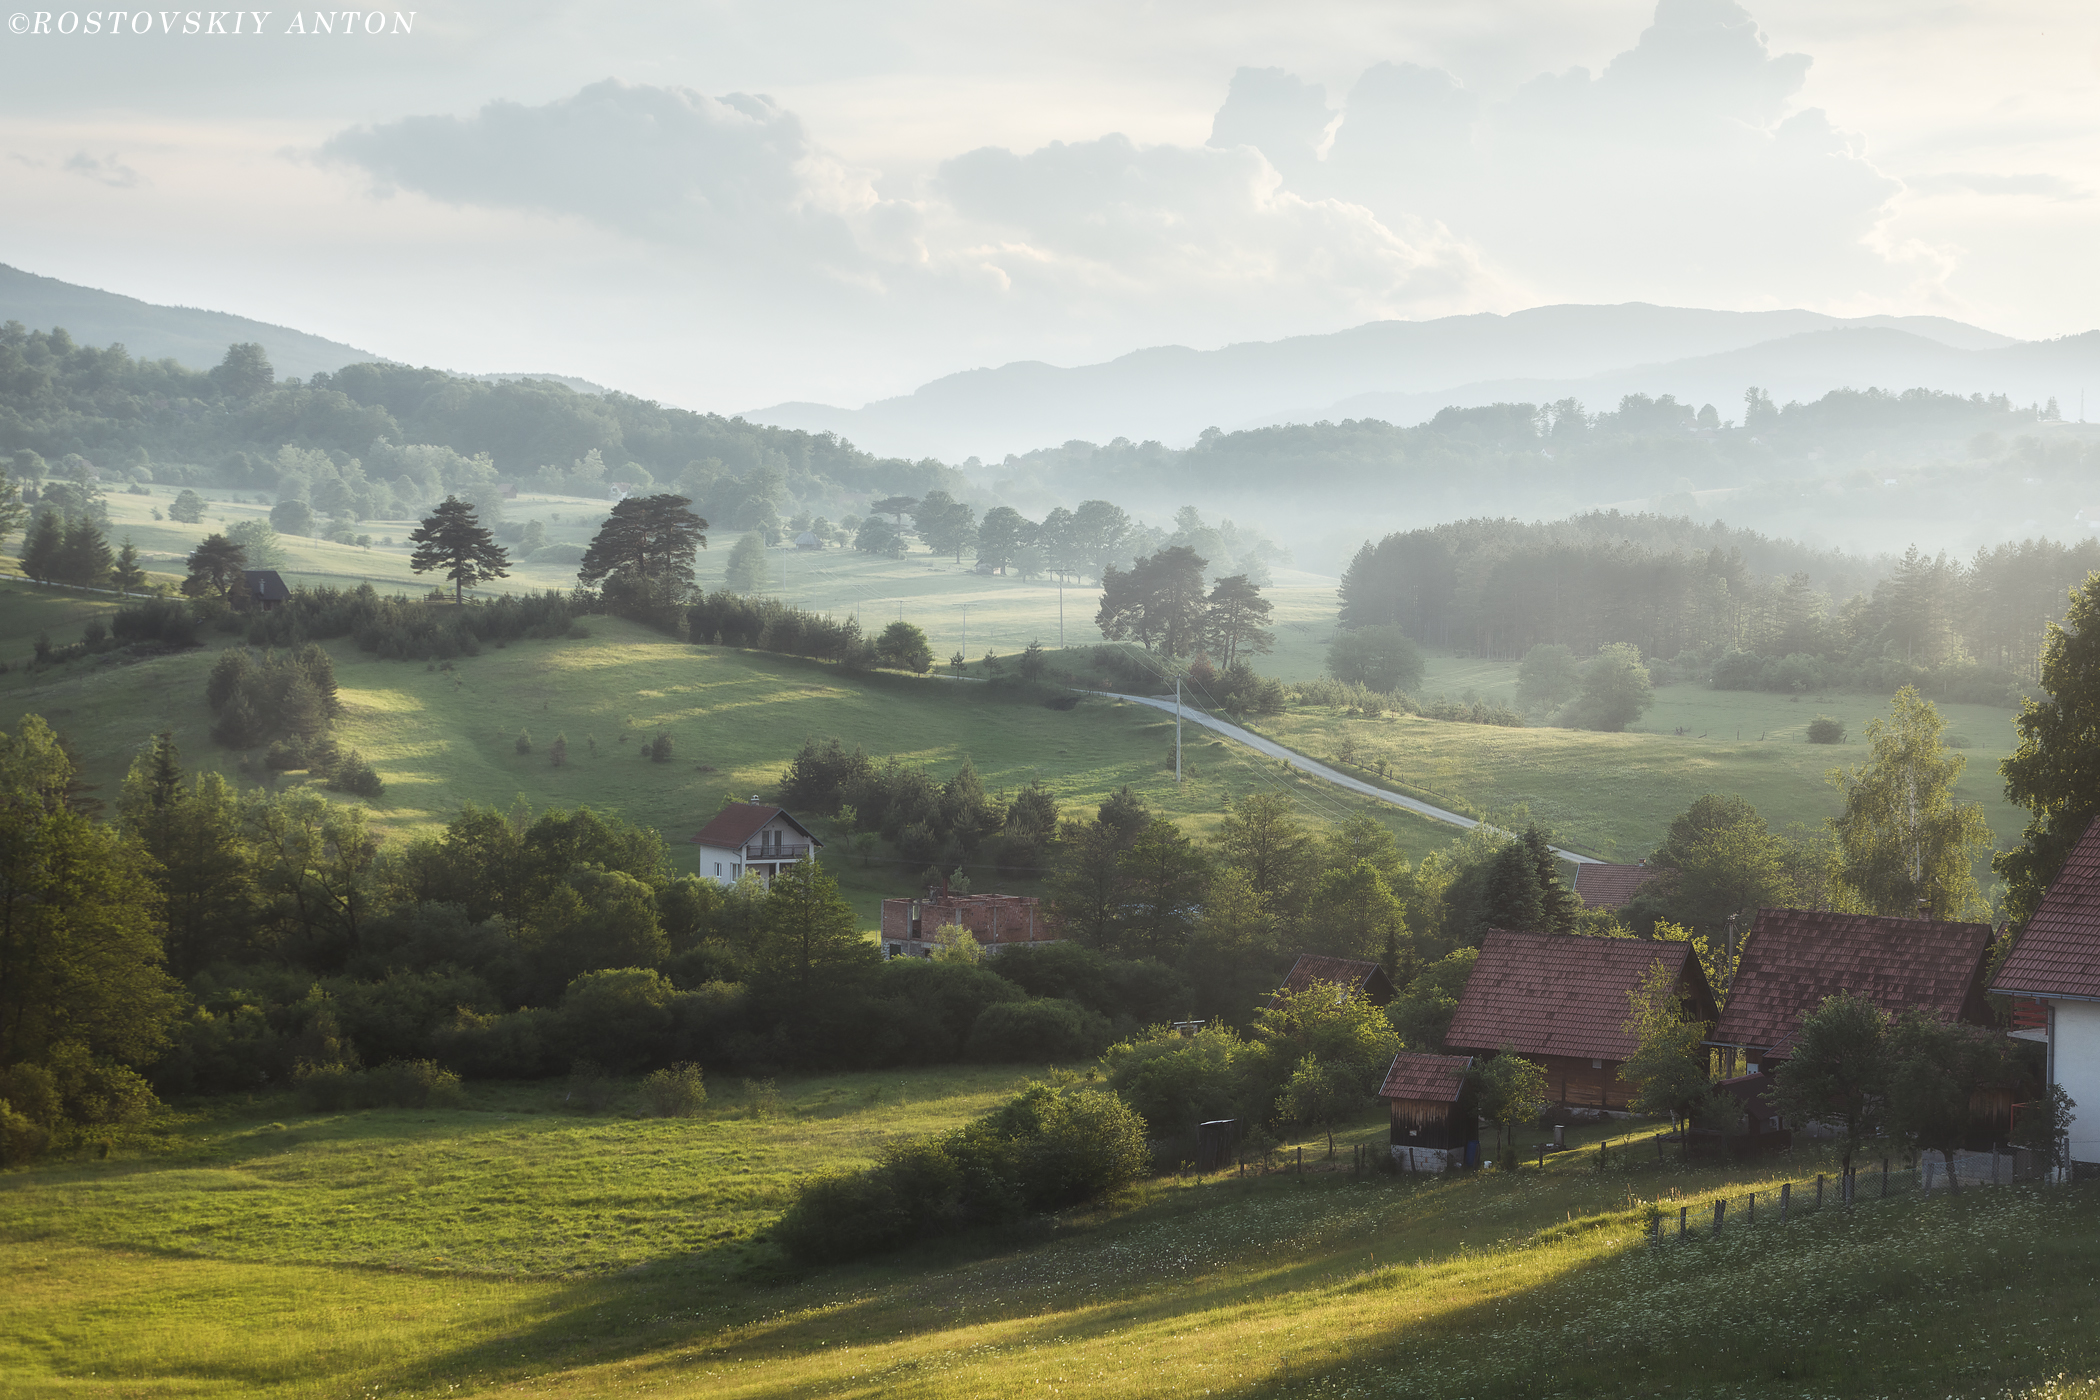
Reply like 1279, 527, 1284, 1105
2057, 1000, 2100, 1166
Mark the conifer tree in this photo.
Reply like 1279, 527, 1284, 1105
111, 537, 147, 594
18, 511, 62, 583
408, 496, 509, 604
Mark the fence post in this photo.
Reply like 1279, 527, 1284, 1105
1539, 1144, 1546, 1170
1816, 1173, 1824, 1208
1713, 1199, 1725, 1236
1748, 1190, 1755, 1224
1881, 1158, 1889, 1199
1678, 1206, 1687, 1241
1297, 1146, 1303, 1175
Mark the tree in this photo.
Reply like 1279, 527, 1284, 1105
1113, 819, 1208, 959
116, 734, 251, 978
579, 494, 708, 610
1471, 1050, 1549, 1165
754, 856, 872, 989
1477, 839, 1546, 932
210, 341, 275, 398
225, 519, 285, 569
1215, 793, 1318, 917
1560, 644, 1652, 731
1520, 826, 1577, 934
1884, 1009, 2007, 1194
1771, 992, 1889, 1176
0, 463, 25, 553
17, 512, 62, 584
1325, 625, 1424, 694
1386, 946, 1477, 1050
1616, 959, 1718, 1152
913, 490, 977, 562
269, 499, 316, 537
1999, 575, 2100, 922
1257, 980, 1403, 1154
181, 534, 249, 603
854, 517, 906, 557
869, 495, 918, 525
1516, 643, 1582, 711
111, 537, 147, 594
168, 489, 206, 524
1305, 860, 1409, 962
54, 517, 113, 587
724, 533, 767, 595
875, 620, 933, 673
1204, 574, 1274, 669
1070, 499, 1131, 581
1620, 794, 1800, 942
408, 496, 510, 604
245, 787, 382, 971
1097, 546, 1209, 658
1829, 686, 1994, 918
976, 506, 1033, 574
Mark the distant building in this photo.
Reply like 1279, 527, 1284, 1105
1378, 1051, 1476, 1173
1443, 929, 1717, 1111
881, 890, 1051, 959
793, 530, 822, 550
1572, 861, 1659, 910
1992, 817, 2100, 1176
1270, 953, 1396, 1008
686, 799, 821, 887
240, 570, 291, 612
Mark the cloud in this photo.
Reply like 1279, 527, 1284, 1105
1908, 172, 2089, 201
62, 151, 142, 188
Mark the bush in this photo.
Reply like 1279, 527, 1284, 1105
294, 1059, 465, 1112
1807, 715, 1846, 744
111, 597, 200, 648
0, 1100, 51, 1165
640, 1062, 708, 1118
966, 998, 1111, 1063
326, 750, 385, 797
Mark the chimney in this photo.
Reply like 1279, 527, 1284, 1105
750, 794, 763, 805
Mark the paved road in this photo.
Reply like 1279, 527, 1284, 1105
1094, 690, 1603, 865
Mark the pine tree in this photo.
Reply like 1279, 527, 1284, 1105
550, 732, 568, 767
579, 493, 708, 609
56, 517, 113, 587
1478, 840, 1546, 932
515, 728, 532, 755
0, 465, 27, 553
1522, 826, 1577, 933
182, 533, 249, 601
111, 537, 147, 594
408, 496, 509, 603
19, 511, 63, 583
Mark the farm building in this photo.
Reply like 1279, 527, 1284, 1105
1377, 1051, 1475, 1172
687, 799, 822, 888
1711, 908, 1996, 1076
881, 891, 1051, 959
1443, 930, 1717, 1111
1270, 954, 1396, 1008
1571, 861, 1658, 909
239, 569, 290, 612
1992, 816, 2100, 1176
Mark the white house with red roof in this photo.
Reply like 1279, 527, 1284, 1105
1992, 817, 2100, 1176
688, 798, 822, 887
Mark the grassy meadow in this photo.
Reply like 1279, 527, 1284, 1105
4, 1071, 2097, 1398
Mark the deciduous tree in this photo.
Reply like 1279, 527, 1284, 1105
1772, 991, 1889, 1176
1998, 575, 2100, 922
1829, 685, 1993, 918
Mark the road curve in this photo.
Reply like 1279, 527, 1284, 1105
1092, 691, 1603, 865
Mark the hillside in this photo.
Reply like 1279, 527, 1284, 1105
0, 262, 380, 380
2, 1070, 2093, 1398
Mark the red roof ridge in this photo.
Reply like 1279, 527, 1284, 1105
1994, 815, 2100, 1001
1443, 929, 1711, 1063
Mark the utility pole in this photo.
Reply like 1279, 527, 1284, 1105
1058, 580, 1064, 648
1175, 677, 1183, 784
961, 603, 968, 661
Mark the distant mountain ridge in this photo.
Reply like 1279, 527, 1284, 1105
743, 305, 2035, 460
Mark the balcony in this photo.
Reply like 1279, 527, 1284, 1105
745, 843, 812, 862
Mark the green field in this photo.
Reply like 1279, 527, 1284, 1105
4, 1071, 2096, 1398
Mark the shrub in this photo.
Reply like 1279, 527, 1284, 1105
0, 1100, 51, 1165
111, 597, 201, 648
647, 733, 674, 763
640, 1062, 708, 1117
1807, 715, 1846, 744
966, 998, 1111, 1063
294, 1059, 465, 1112
563, 1061, 617, 1114
326, 750, 385, 797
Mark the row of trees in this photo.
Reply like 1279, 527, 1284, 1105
1095, 546, 1275, 664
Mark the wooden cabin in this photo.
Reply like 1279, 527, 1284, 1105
1378, 1051, 1475, 1172
1269, 953, 1396, 1009
1443, 929, 1717, 1112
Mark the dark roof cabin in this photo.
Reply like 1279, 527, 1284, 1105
1712, 909, 1995, 1067
1572, 861, 1659, 909
1378, 1051, 1475, 1153
240, 569, 291, 611
1443, 930, 1717, 1110
1270, 953, 1396, 1008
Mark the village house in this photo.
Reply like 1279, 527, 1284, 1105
1991, 817, 2100, 1177
1377, 1050, 1476, 1172
1710, 908, 1997, 1077
1570, 861, 1658, 910
881, 890, 1052, 959
1270, 953, 1396, 1008
1443, 929, 1717, 1111
239, 569, 291, 612
686, 799, 822, 887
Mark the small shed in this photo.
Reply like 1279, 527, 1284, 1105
1378, 1051, 1475, 1172
794, 530, 822, 550
240, 569, 291, 612
1270, 953, 1396, 1008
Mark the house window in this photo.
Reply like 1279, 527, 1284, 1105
714, 862, 722, 877
731, 863, 740, 879
1591, 1059, 1604, 1070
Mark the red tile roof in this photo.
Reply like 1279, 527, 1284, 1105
1378, 1051, 1472, 1104
1994, 817, 2100, 1002
1573, 862, 1660, 909
1715, 908, 1995, 1056
1274, 954, 1396, 1006
687, 804, 820, 849
1443, 931, 1713, 1063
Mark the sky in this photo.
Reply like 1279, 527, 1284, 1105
4, 0, 2099, 411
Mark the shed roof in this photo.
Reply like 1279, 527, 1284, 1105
1443, 930, 1710, 1063
1377, 1051, 1472, 1104
242, 569, 291, 602
1714, 908, 1995, 1055
688, 803, 820, 850
1274, 953, 1395, 1006
1572, 862, 1659, 909
1994, 817, 2100, 1002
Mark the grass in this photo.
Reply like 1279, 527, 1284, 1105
4, 1073, 2096, 1398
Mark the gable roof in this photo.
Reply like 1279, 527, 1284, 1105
1443, 930, 1712, 1063
1573, 862, 1659, 909
242, 569, 290, 602
1994, 816, 2100, 1002
1273, 954, 1395, 1006
1715, 908, 1995, 1055
1378, 1051, 1472, 1104
687, 803, 821, 850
